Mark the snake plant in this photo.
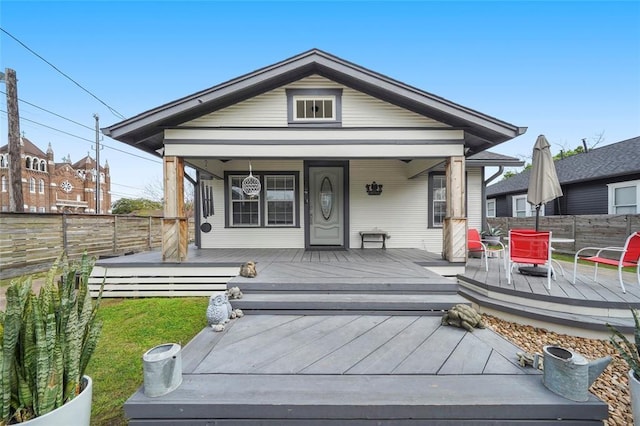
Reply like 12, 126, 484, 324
0, 252, 103, 424
607, 308, 640, 380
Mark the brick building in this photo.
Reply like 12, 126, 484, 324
0, 137, 111, 213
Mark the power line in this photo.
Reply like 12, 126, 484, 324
0, 27, 126, 119
0, 109, 162, 164
0, 90, 94, 131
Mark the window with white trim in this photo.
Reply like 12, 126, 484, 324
39, 179, 45, 194
486, 199, 496, 217
608, 180, 639, 214
29, 178, 36, 193
265, 175, 296, 226
512, 194, 544, 217
286, 89, 342, 126
428, 174, 446, 228
1, 175, 6, 192
226, 172, 299, 228
294, 97, 335, 120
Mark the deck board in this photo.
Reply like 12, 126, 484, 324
125, 315, 608, 424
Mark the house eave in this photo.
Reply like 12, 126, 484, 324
103, 49, 526, 156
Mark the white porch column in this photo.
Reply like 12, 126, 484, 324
162, 156, 188, 262
443, 156, 467, 262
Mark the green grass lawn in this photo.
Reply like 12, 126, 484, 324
86, 297, 208, 426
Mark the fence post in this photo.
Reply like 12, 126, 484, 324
113, 215, 118, 253
62, 213, 68, 252
148, 216, 152, 250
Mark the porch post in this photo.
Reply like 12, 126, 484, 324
162, 156, 188, 262
443, 155, 467, 262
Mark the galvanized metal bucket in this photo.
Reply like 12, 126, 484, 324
143, 343, 183, 397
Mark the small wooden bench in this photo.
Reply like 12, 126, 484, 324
360, 231, 389, 249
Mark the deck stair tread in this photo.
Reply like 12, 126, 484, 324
125, 315, 608, 425
233, 279, 458, 294
460, 283, 635, 333
233, 293, 469, 315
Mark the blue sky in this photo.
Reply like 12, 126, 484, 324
1, 1, 639, 201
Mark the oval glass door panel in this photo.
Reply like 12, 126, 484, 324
319, 176, 333, 221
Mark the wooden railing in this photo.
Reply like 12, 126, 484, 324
487, 214, 640, 254
0, 213, 194, 280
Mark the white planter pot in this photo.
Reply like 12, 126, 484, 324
21, 376, 92, 426
630, 370, 640, 425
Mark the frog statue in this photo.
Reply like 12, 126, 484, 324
441, 304, 485, 332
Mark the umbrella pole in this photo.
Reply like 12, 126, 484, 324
535, 204, 541, 231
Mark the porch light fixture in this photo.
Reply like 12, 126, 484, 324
365, 181, 383, 196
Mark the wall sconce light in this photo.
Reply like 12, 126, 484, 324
365, 181, 383, 195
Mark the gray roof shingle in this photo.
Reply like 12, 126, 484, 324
486, 136, 640, 196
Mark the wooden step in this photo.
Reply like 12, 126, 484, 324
232, 293, 469, 315
459, 284, 635, 335
232, 277, 458, 294
126, 373, 607, 425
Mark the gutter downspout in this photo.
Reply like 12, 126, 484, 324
482, 166, 504, 232
484, 166, 504, 186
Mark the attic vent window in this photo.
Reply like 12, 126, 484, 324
286, 88, 342, 126
294, 97, 334, 120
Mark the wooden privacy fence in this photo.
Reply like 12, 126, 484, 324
0, 213, 170, 279
487, 214, 640, 255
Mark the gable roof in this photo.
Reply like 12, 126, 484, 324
0, 137, 47, 157
103, 49, 526, 157
486, 136, 640, 196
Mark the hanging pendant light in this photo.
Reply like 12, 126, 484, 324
241, 161, 261, 197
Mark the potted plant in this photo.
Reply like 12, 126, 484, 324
0, 252, 103, 425
481, 226, 504, 245
607, 309, 640, 424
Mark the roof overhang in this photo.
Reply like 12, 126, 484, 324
103, 49, 526, 157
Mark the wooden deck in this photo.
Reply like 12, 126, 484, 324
460, 254, 640, 337
125, 315, 608, 425
116, 246, 620, 424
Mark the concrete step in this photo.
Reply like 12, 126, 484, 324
232, 293, 469, 315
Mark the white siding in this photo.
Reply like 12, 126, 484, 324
185, 75, 447, 128
349, 160, 442, 252
197, 159, 482, 253
199, 160, 305, 249
467, 168, 483, 231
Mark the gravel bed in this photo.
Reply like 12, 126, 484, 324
484, 314, 632, 425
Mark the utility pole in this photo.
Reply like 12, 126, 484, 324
93, 113, 100, 214
5, 68, 24, 212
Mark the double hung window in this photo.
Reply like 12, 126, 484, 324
227, 172, 299, 227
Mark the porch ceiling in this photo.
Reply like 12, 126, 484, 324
103, 49, 526, 158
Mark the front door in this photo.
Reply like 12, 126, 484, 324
308, 165, 345, 247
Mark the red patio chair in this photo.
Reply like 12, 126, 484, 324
468, 228, 505, 272
572, 231, 640, 293
507, 230, 553, 290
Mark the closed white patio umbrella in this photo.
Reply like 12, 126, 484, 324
527, 134, 563, 231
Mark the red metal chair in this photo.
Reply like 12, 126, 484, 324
468, 228, 506, 272
507, 230, 553, 289
573, 231, 640, 293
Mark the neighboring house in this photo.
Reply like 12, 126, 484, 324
486, 136, 640, 217
103, 49, 526, 262
0, 137, 112, 213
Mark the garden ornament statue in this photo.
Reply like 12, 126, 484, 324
206, 291, 244, 332
441, 304, 485, 332
542, 345, 611, 402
